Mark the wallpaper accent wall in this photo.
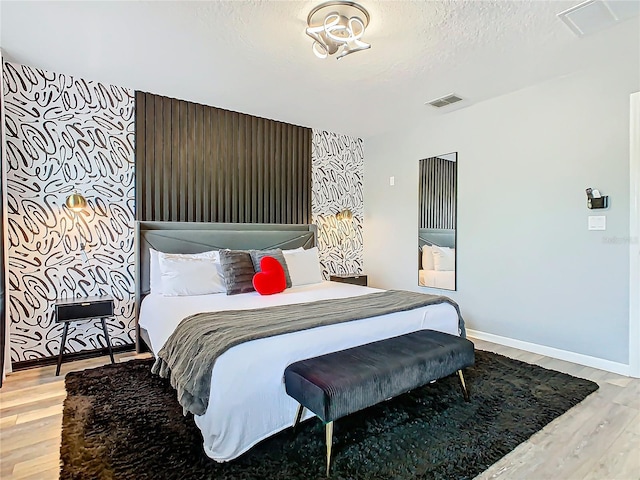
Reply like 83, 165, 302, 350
0, 53, 6, 381
3, 62, 135, 363
311, 130, 364, 278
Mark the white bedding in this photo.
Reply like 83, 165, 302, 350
419, 269, 456, 290
139, 280, 462, 462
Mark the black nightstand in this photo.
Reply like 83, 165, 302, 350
54, 295, 115, 376
330, 274, 368, 287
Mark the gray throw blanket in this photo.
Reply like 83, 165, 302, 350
151, 290, 465, 416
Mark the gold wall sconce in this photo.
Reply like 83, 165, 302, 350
336, 208, 353, 221
65, 191, 88, 261
65, 192, 87, 212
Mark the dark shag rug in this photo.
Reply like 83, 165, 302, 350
60, 351, 598, 480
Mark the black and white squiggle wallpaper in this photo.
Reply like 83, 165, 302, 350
311, 130, 364, 278
3, 62, 135, 363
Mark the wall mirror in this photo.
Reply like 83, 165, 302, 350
418, 152, 457, 290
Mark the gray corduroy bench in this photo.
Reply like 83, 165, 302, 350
284, 329, 475, 476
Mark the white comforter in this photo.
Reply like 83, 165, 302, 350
419, 269, 456, 290
139, 281, 461, 462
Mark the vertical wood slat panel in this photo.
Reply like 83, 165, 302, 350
134, 92, 145, 221
302, 129, 310, 223
195, 102, 203, 222
154, 96, 163, 220
171, 98, 180, 221
287, 125, 299, 223
162, 97, 171, 221
135, 91, 311, 224
226, 112, 233, 223
262, 120, 268, 223
203, 105, 212, 221
244, 115, 251, 223
268, 121, 275, 223
215, 108, 223, 222
274, 122, 279, 223
419, 158, 424, 228
178, 100, 187, 221
287, 124, 293, 224
187, 99, 192, 220
419, 156, 457, 230
251, 116, 258, 222
239, 114, 246, 223
144, 94, 155, 221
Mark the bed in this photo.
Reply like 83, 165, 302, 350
136, 221, 464, 462
418, 228, 456, 290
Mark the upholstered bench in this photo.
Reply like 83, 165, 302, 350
284, 329, 475, 476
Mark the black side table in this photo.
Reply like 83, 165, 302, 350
54, 295, 115, 376
330, 274, 368, 287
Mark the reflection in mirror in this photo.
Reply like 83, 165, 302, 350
418, 153, 457, 290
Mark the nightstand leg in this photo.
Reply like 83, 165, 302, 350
56, 323, 69, 376
101, 318, 115, 365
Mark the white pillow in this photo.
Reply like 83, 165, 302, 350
421, 245, 434, 270
283, 247, 323, 286
149, 248, 164, 293
149, 249, 221, 294
158, 255, 225, 296
432, 246, 455, 272
283, 246, 304, 253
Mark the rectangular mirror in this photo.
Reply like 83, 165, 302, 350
418, 153, 457, 290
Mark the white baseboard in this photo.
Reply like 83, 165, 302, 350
466, 329, 631, 377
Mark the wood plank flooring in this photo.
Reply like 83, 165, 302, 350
0, 340, 638, 480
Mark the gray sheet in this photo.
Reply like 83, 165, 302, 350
151, 290, 465, 416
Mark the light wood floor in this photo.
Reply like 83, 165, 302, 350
0, 340, 638, 480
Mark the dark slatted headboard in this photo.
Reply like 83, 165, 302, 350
419, 228, 456, 249
418, 228, 456, 270
135, 221, 317, 351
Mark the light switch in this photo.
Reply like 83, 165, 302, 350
389, 176, 395, 186
588, 215, 606, 230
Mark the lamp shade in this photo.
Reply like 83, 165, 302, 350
336, 208, 353, 221
65, 193, 87, 212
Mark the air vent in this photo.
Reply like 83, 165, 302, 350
558, 0, 640, 37
426, 94, 463, 108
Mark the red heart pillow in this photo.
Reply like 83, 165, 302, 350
252, 256, 286, 295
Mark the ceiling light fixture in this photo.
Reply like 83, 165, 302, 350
306, 1, 371, 60
557, 0, 640, 37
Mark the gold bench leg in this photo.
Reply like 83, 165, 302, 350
292, 404, 305, 432
325, 421, 333, 477
458, 369, 470, 402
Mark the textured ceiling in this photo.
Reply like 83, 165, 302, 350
1, 0, 638, 138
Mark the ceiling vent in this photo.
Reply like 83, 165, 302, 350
426, 94, 463, 108
557, 0, 640, 37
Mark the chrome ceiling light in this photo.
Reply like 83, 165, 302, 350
306, 1, 371, 60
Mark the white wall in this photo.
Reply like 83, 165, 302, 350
364, 55, 639, 366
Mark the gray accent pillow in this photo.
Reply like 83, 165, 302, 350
218, 249, 256, 295
249, 248, 292, 289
